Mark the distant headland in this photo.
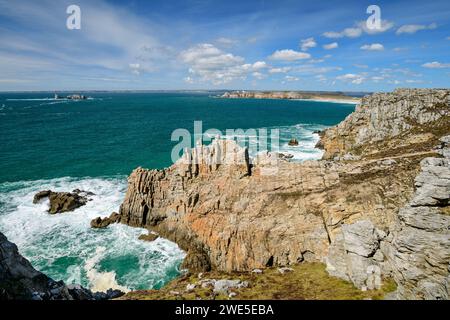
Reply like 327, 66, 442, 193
220, 90, 362, 104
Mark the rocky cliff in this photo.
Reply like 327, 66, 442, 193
118, 88, 449, 299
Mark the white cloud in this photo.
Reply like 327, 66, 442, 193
293, 65, 342, 74
422, 61, 450, 69
269, 49, 311, 61
285, 75, 299, 82
323, 27, 361, 38
405, 79, 424, 84
180, 43, 267, 85
216, 37, 238, 48
357, 20, 394, 34
268, 67, 291, 74
360, 43, 384, 51
353, 64, 369, 69
184, 76, 194, 84
323, 42, 338, 50
315, 74, 327, 82
252, 72, 266, 80
252, 61, 267, 70
371, 76, 384, 82
323, 20, 393, 39
300, 37, 317, 51
336, 73, 365, 84
396, 23, 437, 35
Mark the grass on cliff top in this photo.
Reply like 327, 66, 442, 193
120, 263, 396, 300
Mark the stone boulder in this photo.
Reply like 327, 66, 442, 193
326, 220, 386, 289
90, 212, 121, 229
138, 232, 159, 242
33, 189, 93, 214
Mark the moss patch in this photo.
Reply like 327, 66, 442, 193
120, 263, 396, 300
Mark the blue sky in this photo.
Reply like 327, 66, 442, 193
0, 0, 449, 91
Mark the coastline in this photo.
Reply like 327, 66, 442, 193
220, 90, 363, 105
292, 98, 360, 105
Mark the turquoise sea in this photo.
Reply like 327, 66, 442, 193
0, 92, 355, 292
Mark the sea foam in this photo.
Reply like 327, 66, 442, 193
0, 176, 185, 291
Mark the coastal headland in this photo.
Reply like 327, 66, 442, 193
220, 90, 362, 104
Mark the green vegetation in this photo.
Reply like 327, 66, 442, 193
121, 263, 396, 300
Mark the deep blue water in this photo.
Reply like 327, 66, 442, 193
0, 92, 355, 292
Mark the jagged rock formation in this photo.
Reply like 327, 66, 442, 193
118, 88, 449, 299
0, 232, 123, 300
33, 189, 93, 214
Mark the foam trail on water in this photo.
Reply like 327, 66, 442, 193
85, 247, 130, 293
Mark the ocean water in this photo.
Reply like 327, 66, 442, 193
0, 92, 355, 291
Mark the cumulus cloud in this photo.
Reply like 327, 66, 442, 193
360, 43, 384, 51
269, 49, 311, 61
323, 42, 338, 50
180, 43, 267, 85
396, 23, 437, 35
422, 61, 450, 68
300, 37, 317, 51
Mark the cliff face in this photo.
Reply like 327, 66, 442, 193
321, 88, 449, 160
118, 88, 449, 299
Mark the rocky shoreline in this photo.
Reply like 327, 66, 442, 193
2, 88, 449, 300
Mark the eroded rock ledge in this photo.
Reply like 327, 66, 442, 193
118, 88, 449, 299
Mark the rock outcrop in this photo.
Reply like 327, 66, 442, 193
118, 88, 449, 299
33, 189, 93, 214
90, 212, 121, 229
320, 88, 449, 160
0, 232, 123, 300
380, 136, 450, 300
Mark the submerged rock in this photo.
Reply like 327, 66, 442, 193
288, 138, 299, 146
